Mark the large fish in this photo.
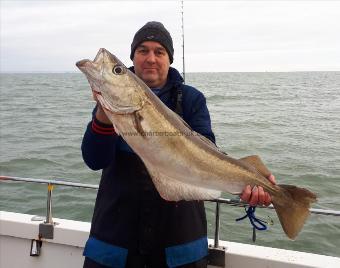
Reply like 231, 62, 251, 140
76, 48, 317, 239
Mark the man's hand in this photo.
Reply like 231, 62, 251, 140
240, 174, 276, 207
92, 90, 111, 125
95, 104, 112, 125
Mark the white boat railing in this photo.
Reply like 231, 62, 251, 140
1, 175, 339, 265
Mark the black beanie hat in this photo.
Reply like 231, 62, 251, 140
130, 21, 174, 64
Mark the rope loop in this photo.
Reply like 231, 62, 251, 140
235, 206, 268, 231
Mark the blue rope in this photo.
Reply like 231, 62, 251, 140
235, 206, 267, 231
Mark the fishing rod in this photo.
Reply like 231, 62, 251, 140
181, 0, 186, 83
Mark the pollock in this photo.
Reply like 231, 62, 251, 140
76, 48, 317, 239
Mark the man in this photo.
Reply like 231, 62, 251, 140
82, 21, 275, 268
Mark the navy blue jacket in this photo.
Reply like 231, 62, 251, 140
82, 67, 215, 268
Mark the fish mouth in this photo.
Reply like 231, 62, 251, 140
76, 59, 95, 75
76, 48, 106, 68
76, 59, 89, 69
76, 58, 104, 90
76, 48, 122, 101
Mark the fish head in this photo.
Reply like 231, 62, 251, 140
76, 48, 143, 114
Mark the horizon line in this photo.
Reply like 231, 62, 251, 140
1, 70, 340, 74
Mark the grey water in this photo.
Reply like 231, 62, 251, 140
0, 72, 339, 257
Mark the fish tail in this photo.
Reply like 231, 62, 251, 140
272, 184, 317, 239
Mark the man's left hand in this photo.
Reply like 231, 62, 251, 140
240, 174, 276, 207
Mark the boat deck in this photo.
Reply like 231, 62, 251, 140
1, 211, 339, 268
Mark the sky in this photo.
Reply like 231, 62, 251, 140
1, 0, 340, 73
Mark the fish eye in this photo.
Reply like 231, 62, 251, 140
112, 65, 124, 75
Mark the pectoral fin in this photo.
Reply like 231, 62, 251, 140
239, 155, 271, 178
133, 111, 145, 137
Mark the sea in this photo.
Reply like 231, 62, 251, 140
0, 72, 339, 257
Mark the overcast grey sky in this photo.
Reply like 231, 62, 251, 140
1, 0, 340, 72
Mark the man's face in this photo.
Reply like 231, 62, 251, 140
133, 41, 170, 89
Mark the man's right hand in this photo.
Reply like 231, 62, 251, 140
93, 91, 112, 125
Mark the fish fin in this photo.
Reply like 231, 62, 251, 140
173, 112, 219, 150
239, 155, 271, 178
273, 184, 317, 239
196, 132, 219, 150
147, 169, 221, 201
132, 111, 145, 137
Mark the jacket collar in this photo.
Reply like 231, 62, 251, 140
128, 66, 184, 93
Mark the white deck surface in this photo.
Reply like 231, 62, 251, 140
1, 211, 339, 268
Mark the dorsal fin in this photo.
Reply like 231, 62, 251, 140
173, 112, 220, 152
239, 155, 271, 178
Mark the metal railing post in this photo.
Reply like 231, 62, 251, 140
45, 183, 53, 224
208, 200, 226, 267
214, 201, 220, 248
38, 182, 55, 239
